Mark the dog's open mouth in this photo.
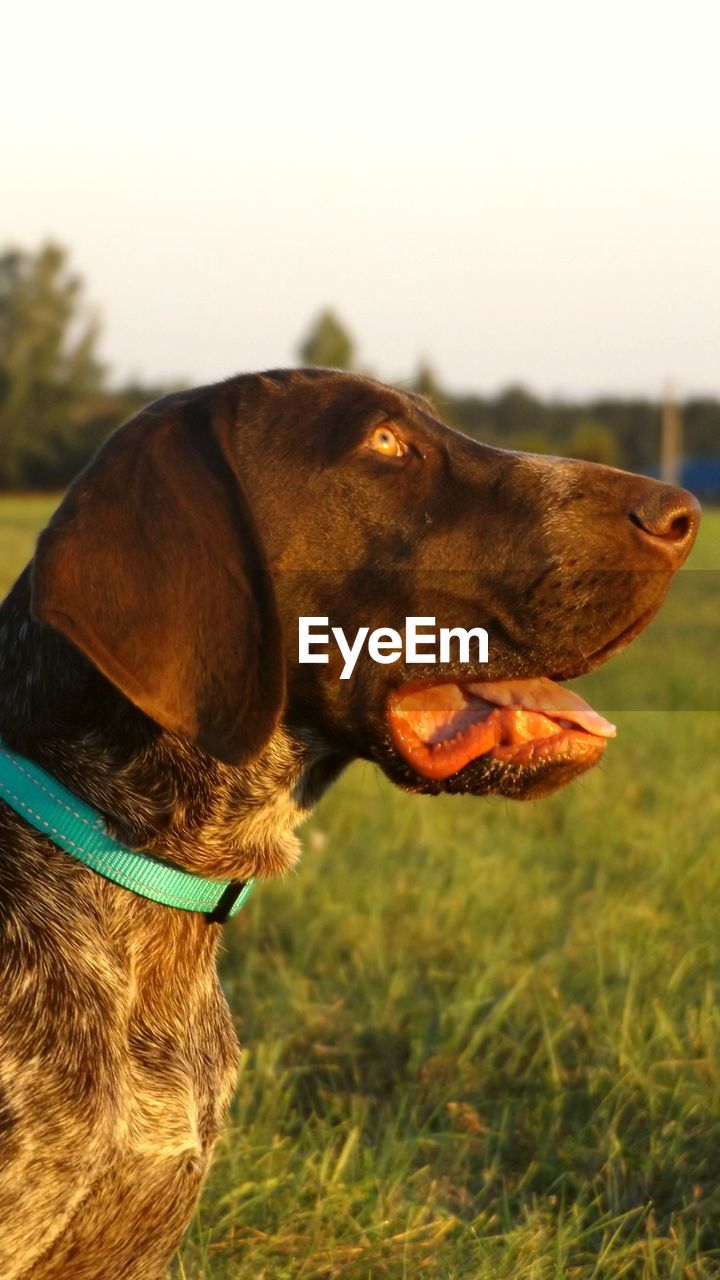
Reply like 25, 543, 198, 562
386, 677, 616, 780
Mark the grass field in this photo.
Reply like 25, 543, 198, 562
1, 497, 719, 1279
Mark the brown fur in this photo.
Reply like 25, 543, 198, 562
0, 369, 698, 1277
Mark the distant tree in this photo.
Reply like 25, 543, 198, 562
448, 393, 498, 444
298, 308, 354, 370
0, 242, 105, 487
588, 399, 658, 473
45, 381, 175, 489
565, 421, 618, 467
411, 359, 461, 426
494, 385, 544, 437
412, 359, 443, 403
682, 399, 720, 457
510, 430, 555, 455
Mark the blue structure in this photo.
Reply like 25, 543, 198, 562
679, 458, 720, 502
647, 457, 720, 502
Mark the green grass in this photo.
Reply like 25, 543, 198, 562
1, 498, 719, 1278
0, 494, 60, 593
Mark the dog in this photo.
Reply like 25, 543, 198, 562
0, 369, 699, 1277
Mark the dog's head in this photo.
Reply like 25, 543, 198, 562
32, 369, 700, 802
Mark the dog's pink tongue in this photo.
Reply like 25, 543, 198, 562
464, 677, 616, 739
387, 675, 616, 781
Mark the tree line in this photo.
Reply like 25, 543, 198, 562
1, 244, 718, 491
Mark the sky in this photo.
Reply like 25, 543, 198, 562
4, 0, 720, 399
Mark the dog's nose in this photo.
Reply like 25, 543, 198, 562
629, 483, 701, 566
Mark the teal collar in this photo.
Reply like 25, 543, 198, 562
0, 740, 253, 921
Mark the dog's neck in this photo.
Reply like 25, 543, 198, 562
0, 568, 346, 881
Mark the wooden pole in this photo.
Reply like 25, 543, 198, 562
660, 381, 682, 485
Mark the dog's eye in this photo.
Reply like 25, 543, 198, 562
367, 425, 408, 458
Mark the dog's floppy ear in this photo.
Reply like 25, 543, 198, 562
31, 384, 283, 766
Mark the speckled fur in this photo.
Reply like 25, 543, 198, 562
0, 570, 344, 1279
